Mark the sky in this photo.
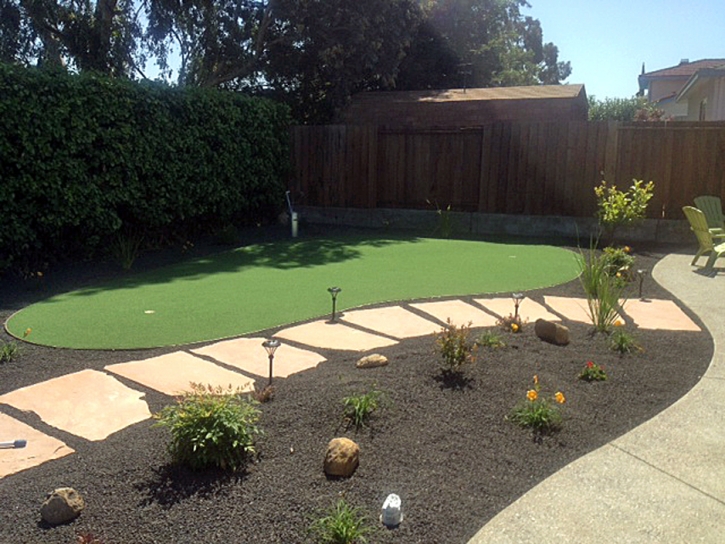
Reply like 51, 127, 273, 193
523, 0, 725, 99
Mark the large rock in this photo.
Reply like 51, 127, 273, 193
324, 438, 360, 478
534, 319, 570, 346
40, 487, 85, 525
356, 354, 389, 369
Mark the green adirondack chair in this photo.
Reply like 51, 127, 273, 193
693, 195, 725, 237
683, 206, 725, 269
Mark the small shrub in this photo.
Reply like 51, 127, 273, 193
434, 319, 475, 373
476, 330, 505, 349
154, 383, 262, 471
251, 384, 276, 403
594, 179, 654, 244
609, 328, 641, 354
0, 341, 20, 363
496, 313, 524, 333
343, 389, 382, 429
579, 360, 608, 382
578, 244, 627, 333
601, 246, 635, 278
427, 199, 454, 238
309, 499, 371, 544
111, 229, 144, 271
509, 375, 566, 432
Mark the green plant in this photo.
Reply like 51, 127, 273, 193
0, 341, 20, 363
578, 244, 627, 333
111, 229, 144, 271
251, 384, 276, 403
594, 179, 654, 244
343, 388, 382, 429
579, 360, 608, 382
154, 383, 262, 471
602, 246, 635, 277
434, 319, 476, 373
308, 499, 371, 544
427, 200, 454, 238
609, 327, 642, 354
496, 313, 524, 333
476, 330, 506, 349
509, 375, 566, 432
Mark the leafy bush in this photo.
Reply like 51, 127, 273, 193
155, 383, 262, 471
609, 327, 642, 354
594, 179, 654, 244
509, 375, 566, 432
343, 389, 382, 429
434, 319, 475, 374
308, 499, 371, 544
476, 330, 505, 349
0, 63, 291, 274
579, 360, 607, 382
0, 341, 20, 363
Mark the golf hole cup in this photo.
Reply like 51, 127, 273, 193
381, 493, 403, 527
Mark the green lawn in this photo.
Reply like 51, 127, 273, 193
6, 234, 580, 349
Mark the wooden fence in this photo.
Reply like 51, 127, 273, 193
290, 121, 725, 220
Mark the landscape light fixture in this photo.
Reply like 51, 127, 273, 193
512, 292, 524, 320
327, 286, 342, 322
0, 439, 27, 449
262, 339, 281, 386
637, 269, 648, 300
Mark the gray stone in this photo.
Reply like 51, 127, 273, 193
40, 487, 84, 525
356, 353, 389, 369
535, 319, 570, 346
324, 438, 360, 478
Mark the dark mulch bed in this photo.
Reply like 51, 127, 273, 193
0, 231, 712, 544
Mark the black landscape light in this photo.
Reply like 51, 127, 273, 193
512, 292, 524, 320
327, 286, 342, 322
262, 339, 281, 386
637, 269, 648, 300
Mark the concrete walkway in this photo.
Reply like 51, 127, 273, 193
468, 252, 725, 544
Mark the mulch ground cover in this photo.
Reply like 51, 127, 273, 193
0, 230, 712, 544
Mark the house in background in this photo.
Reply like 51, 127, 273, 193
638, 58, 725, 120
338, 84, 588, 128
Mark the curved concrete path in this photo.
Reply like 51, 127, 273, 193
468, 252, 725, 544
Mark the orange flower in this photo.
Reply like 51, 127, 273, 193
527, 389, 538, 402
555, 391, 566, 404
614, 319, 624, 327
511, 323, 519, 333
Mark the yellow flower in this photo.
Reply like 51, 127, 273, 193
555, 391, 566, 404
614, 319, 624, 327
511, 323, 519, 332
23, 328, 32, 338
527, 389, 538, 402
623, 246, 631, 253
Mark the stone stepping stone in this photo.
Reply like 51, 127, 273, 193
0, 412, 75, 478
275, 320, 397, 351
0, 369, 150, 442
105, 352, 254, 397
625, 299, 701, 331
544, 296, 626, 325
410, 300, 499, 328
475, 297, 562, 323
192, 337, 326, 379
341, 306, 441, 339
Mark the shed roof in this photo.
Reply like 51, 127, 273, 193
352, 84, 585, 104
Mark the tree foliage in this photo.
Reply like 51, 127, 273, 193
588, 96, 670, 122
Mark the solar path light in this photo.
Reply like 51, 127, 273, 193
327, 287, 342, 322
262, 339, 281, 386
512, 292, 524, 320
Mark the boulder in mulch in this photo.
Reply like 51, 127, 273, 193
40, 487, 85, 525
356, 354, 389, 369
324, 438, 359, 478
535, 319, 570, 346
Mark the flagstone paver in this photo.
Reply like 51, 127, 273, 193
544, 296, 626, 325
410, 300, 499, 328
106, 352, 255, 396
274, 320, 397, 351
192, 337, 326, 379
341, 306, 441, 339
625, 299, 701, 331
0, 412, 75, 478
0, 369, 151, 441
475, 297, 562, 323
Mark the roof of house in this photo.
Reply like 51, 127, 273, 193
642, 59, 725, 80
677, 65, 725, 102
350, 84, 585, 104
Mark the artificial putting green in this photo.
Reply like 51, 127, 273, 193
6, 234, 580, 349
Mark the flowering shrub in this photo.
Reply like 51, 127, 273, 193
509, 375, 566, 432
435, 319, 476, 374
579, 361, 607, 382
594, 179, 654, 243
496, 313, 524, 333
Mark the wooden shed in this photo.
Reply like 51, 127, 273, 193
338, 84, 588, 127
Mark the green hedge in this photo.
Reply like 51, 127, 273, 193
0, 64, 291, 273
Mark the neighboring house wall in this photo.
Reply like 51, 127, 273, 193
677, 70, 725, 121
